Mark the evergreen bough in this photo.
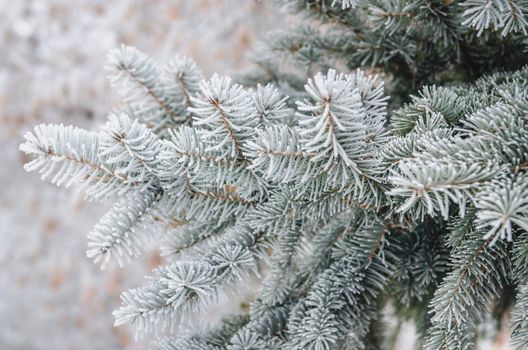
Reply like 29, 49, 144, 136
20, 1, 528, 348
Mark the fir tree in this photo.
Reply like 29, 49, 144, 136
20, 1, 528, 349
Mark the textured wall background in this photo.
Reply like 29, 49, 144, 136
0, 1, 276, 349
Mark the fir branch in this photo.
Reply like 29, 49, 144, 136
190, 75, 258, 159
87, 190, 164, 268
424, 230, 511, 349
20, 124, 139, 200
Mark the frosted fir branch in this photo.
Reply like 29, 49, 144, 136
259, 214, 358, 307
259, 267, 298, 306
297, 69, 389, 188
107, 45, 167, 126
155, 315, 249, 350
392, 219, 450, 305
298, 180, 384, 217
160, 126, 268, 201
461, 0, 528, 36
99, 113, 163, 184
87, 189, 164, 269
244, 179, 383, 245
462, 102, 520, 132
447, 207, 478, 249
287, 219, 393, 349
156, 131, 264, 224
409, 134, 503, 165
510, 232, 528, 347
461, 102, 528, 157
425, 231, 511, 348
244, 298, 292, 338
345, 69, 389, 144
379, 129, 454, 166
254, 226, 303, 306
245, 125, 316, 184
161, 186, 256, 225
388, 160, 502, 219
413, 111, 451, 134
113, 261, 218, 337
423, 323, 477, 350
114, 226, 266, 338
332, 0, 360, 10
262, 25, 334, 74
159, 55, 203, 125
510, 283, 528, 348
513, 232, 528, 281
21, 41, 528, 348
474, 174, 528, 243
252, 83, 291, 125
391, 85, 465, 135
207, 244, 258, 282
250, 183, 375, 237
228, 328, 276, 349
107, 45, 200, 132
297, 69, 366, 171
20, 124, 138, 200
246, 124, 386, 205
190, 74, 258, 159
160, 221, 230, 259
290, 285, 343, 349
242, 189, 298, 234
296, 213, 356, 281
269, 226, 304, 270
367, 0, 418, 35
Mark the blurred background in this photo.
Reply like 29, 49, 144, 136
0, 1, 278, 349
